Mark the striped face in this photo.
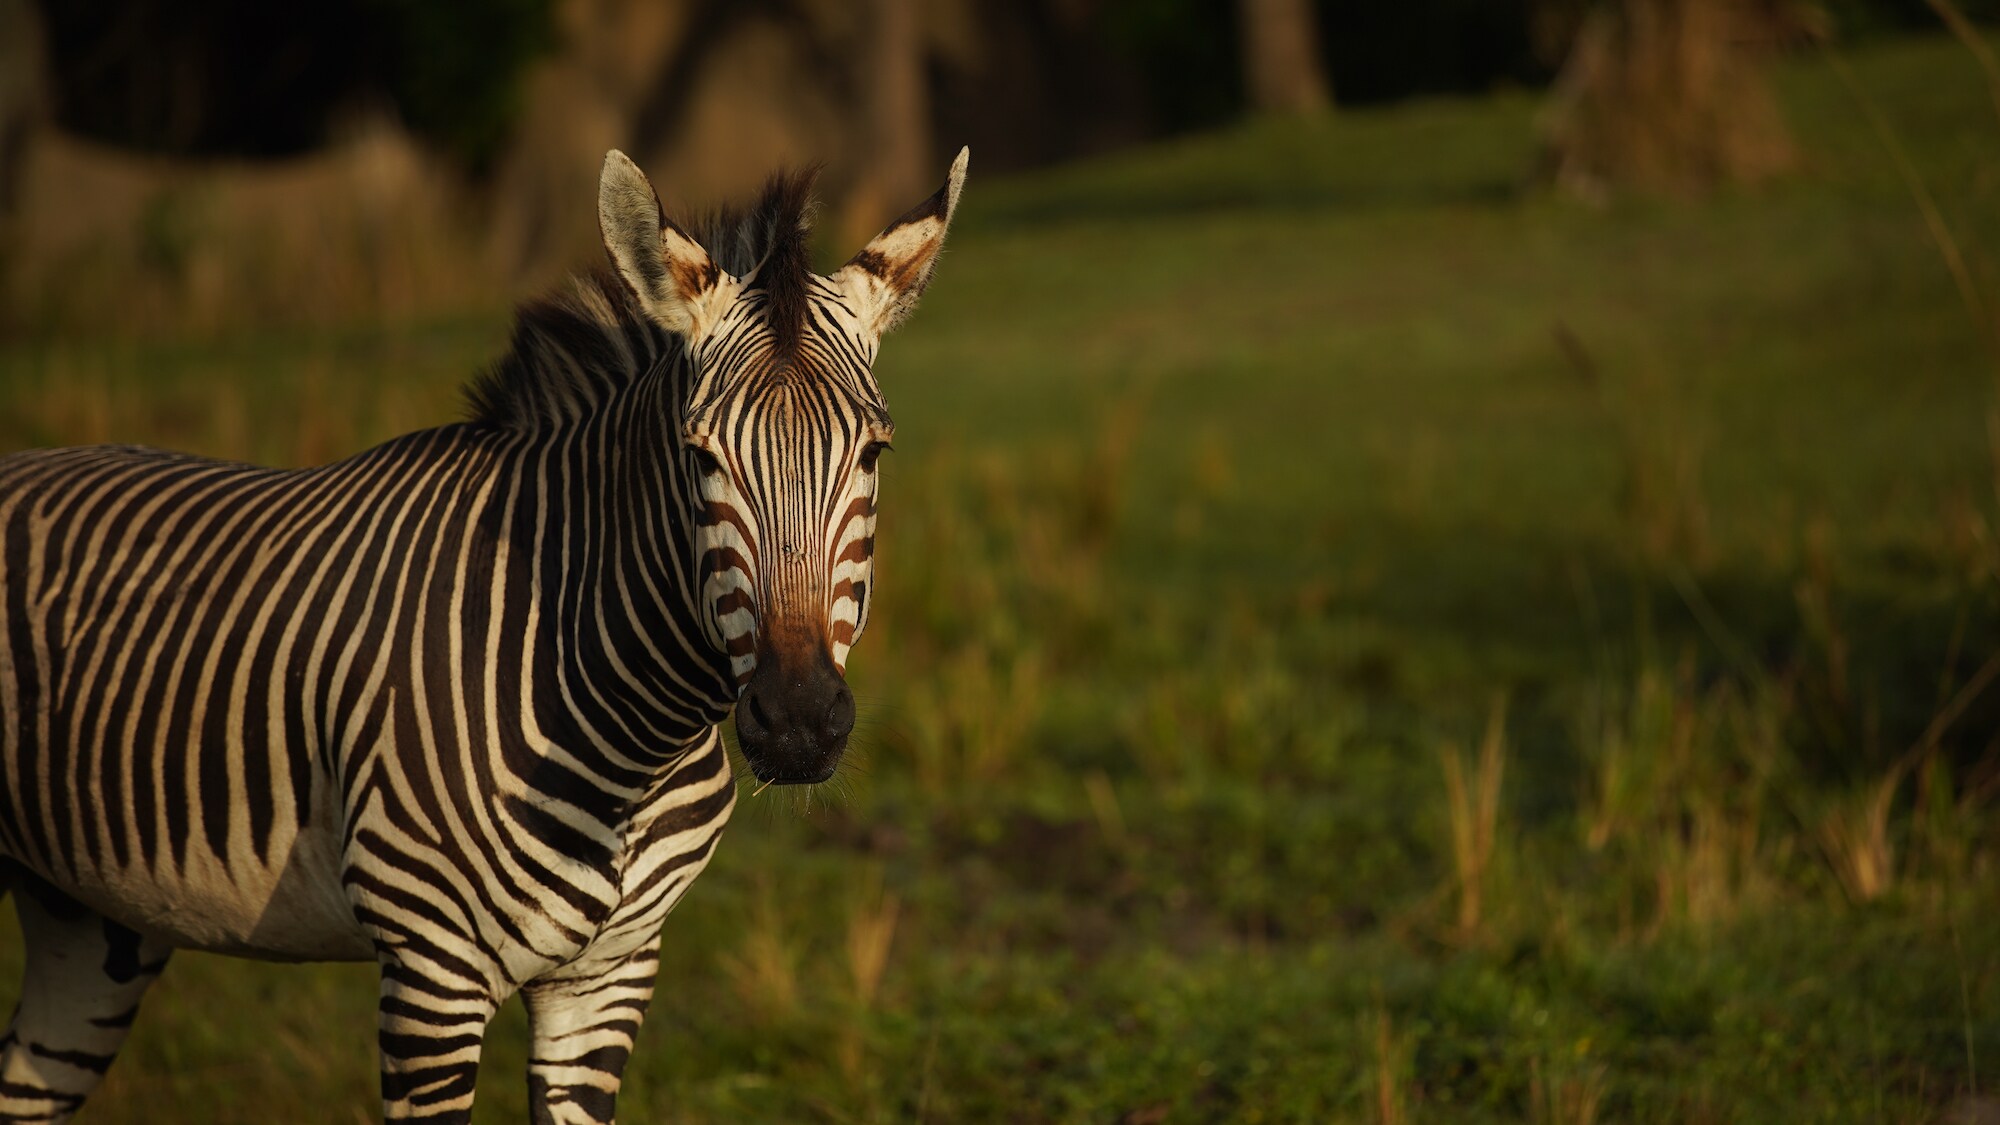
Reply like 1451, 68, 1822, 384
599, 149, 966, 784
682, 280, 891, 683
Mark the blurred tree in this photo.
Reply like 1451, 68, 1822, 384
1101, 0, 1242, 130
1099, 0, 1548, 136
1239, 0, 1333, 113
31, 0, 553, 170
1820, 0, 1998, 31
362, 0, 556, 170
629, 1, 858, 173
0, 0, 45, 337
1538, 0, 1825, 198
0, 0, 45, 220
1323, 1, 1547, 103
927, 1, 1156, 172
15, 0, 1982, 205
843, 0, 932, 245
616, 0, 945, 244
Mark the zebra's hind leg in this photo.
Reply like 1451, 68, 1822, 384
0, 873, 171, 1124
522, 938, 661, 1124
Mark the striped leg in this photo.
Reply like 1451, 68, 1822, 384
522, 939, 661, 1125
0, 875, 171, 1125
376, 958, 499, 1123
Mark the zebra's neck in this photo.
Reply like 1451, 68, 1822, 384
513, 350, 739, 771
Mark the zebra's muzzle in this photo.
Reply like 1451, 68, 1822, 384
734, 647, 856, 784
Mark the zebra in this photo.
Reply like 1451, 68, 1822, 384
0, 145, 967, 1123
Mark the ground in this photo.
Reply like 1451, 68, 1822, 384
1, 33, 1997, 1124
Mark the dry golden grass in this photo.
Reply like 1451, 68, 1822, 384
1577, 664, 1786, 935
1441, 696, 1509, 941
1370, 1005, 1411, 1125
717, 885, 801, 1026
1530, 1056, 1608, 1125
1653, 791, 1765, 932
845, 890, 900, 1013
898, 643, 1046, 798
837, 871, 902, 1082
1819, 766, 1905, 904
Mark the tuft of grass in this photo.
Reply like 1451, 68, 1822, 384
1370, 1005, 1412, 1125
1818, 760, 1908, 904
897, 642, 1045, 798
716, 885, 800, 1027
1441, 695, 1509, 942
1529, 1055, 1607, 1125
838, 871, 901, 1083
1576, 661, 1789, 936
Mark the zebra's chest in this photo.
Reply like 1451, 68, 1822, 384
586, 735, 739, 958
346, 727, 736, 977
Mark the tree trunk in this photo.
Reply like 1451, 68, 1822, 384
1538, 0, 1813, 199
1238, 0, 1332, 116
0, 0, 47, 221
0, 0, 47, 337
843, 0, 931, 248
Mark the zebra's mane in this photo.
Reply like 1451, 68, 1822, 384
465, 166, 823, 432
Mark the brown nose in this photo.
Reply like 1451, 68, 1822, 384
734, 645, 854, 784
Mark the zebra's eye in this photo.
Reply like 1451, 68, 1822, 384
858, 441, 893, 472
688, 447, 726, 478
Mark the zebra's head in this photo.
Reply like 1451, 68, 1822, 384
598, 149, 967, 784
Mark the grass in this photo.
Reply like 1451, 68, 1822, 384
4, 31, 2000, 1123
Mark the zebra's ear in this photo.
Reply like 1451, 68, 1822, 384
599, 150, 737, 337
834, 147, 968, 336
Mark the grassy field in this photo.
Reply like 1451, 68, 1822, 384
4, 33, 2000, 1123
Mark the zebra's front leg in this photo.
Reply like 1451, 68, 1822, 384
522, 938, 662, 1124
376, 956, 500, 1123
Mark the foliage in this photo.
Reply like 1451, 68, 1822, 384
1100, 0, 1245, 129
33, 0, 554, 166
1824, 0, 2000, 34
360, 0, 556, 170
1099, 0, 1549, 128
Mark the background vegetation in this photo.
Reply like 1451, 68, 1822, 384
2, 4, 1999, 1123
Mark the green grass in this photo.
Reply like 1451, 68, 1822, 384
5, 32, 2000, 1122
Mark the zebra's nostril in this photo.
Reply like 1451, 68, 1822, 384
823, 686, 856, 741
744, 692, 774, 735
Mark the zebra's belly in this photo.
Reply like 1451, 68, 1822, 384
32, 811, 375, 963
